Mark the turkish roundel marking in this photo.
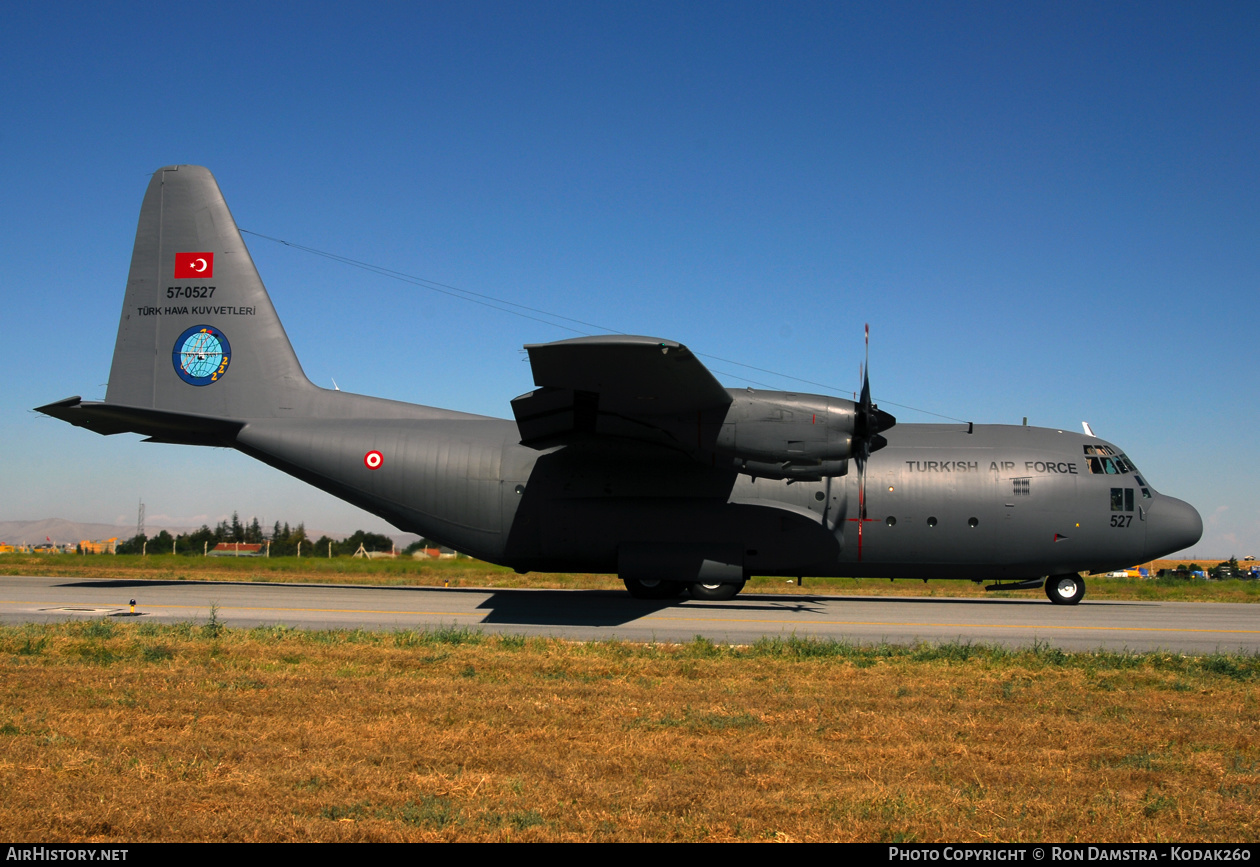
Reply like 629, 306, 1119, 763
364, 450, 383, 470
174, 252, 214, 279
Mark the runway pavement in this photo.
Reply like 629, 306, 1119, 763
1, 574, 1256, 654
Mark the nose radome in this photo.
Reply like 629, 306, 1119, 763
1146, 496, 1203, 558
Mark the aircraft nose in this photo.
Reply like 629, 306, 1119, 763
1145, 495, 1203, 558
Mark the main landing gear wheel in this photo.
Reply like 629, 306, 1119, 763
623, 577, 686, 600
688, 581, 746, 601
1045, 574, 1086, 605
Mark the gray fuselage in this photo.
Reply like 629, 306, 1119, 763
230, 388, 1201, 582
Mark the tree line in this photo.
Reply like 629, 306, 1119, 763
113, 512, 427, 557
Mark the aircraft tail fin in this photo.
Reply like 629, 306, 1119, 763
104, 165, 313, 418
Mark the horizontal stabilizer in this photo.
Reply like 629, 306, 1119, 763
35, 396, 242, 446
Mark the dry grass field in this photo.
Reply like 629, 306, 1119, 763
1, 620, 1256, 842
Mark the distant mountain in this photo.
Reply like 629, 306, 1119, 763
0, 518, 152, 546
0, 518, 421, 550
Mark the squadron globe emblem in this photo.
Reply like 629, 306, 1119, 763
172, 325, 231, 386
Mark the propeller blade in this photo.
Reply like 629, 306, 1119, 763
853, 323, 894, 527
854, 323, 894, 447
834, 325, 898, 555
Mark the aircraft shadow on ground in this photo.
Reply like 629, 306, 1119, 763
472, 590, 694, 626
467, 590, 1144, 629
468, 591, 1133, 628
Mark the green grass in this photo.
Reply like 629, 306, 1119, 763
1, 553, 1256, 602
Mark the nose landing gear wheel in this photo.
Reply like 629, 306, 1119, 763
1045, 574, 1085, 605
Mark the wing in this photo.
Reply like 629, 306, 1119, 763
511, 335, 732, 446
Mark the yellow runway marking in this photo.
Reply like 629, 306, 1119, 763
643, 614, 1260, 635
189, 604, 482, 618
7, 601, 482, 618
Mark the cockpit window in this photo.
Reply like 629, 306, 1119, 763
1084, 446, 1140, 476
1111, 488, 1136, 511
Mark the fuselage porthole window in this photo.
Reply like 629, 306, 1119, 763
968, 517, 979, 528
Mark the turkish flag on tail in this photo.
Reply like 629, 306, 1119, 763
174, 252, 214, 279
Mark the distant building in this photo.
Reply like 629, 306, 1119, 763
79, 538, 118, 555
410, 546, 458, 560
209, 542, 263, 557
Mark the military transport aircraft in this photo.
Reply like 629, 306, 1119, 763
38, 166, 1203, 604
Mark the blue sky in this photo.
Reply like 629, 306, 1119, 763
2, 1, 1256, 558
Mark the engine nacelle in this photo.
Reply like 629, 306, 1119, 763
714, 391, 866, 480
511, 384, 894, 482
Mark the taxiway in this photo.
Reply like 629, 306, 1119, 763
1, 575, 1256, 654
